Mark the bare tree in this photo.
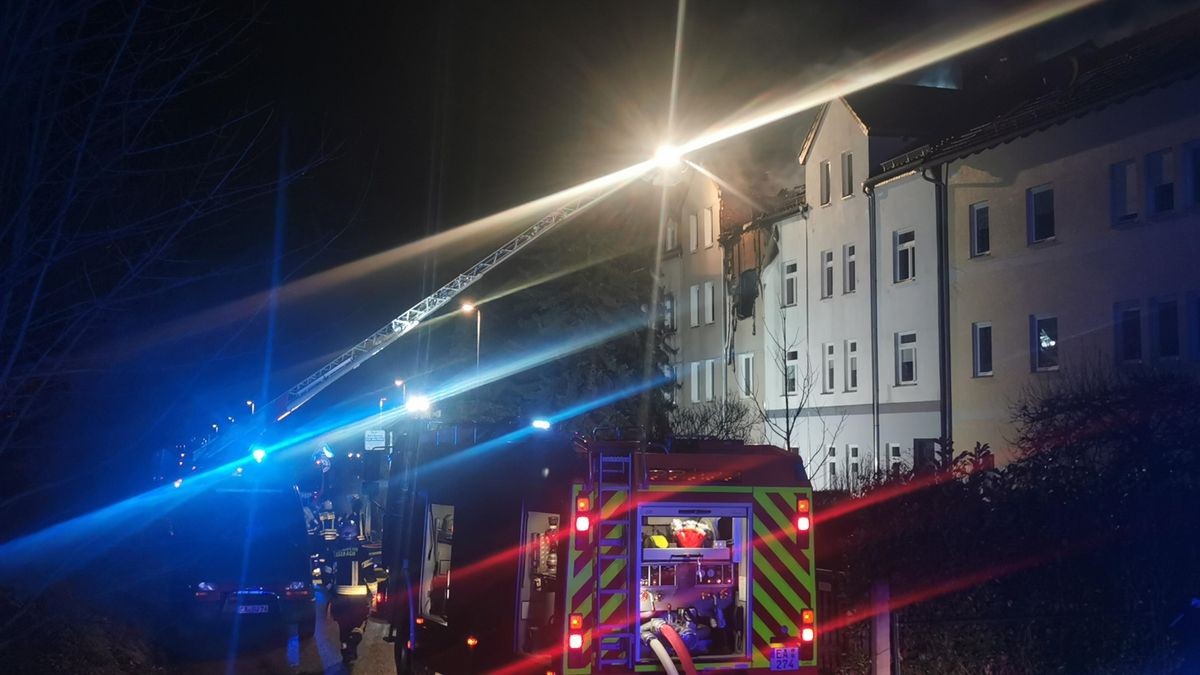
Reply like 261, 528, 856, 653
0, 2, 322, 457
669, 398, 756, 441
746, 308, 847, 480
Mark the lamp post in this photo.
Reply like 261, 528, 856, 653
394, 378, 407, 403
245, 400, 255, 415
461, 303, 481, 376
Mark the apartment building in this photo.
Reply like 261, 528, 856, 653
660, 171, 731, 409
873, 17, 1200, 462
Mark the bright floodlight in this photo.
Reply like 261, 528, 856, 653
252, 448, 266, 463
654, 144, 682, 169
460, 302, 476, 314
405, 395, 432, 414
173, 478, 183, 488
531, 419, 552, 430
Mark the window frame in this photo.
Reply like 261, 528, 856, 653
896, 331, 917, 385
1153, 297, 1181, 359
704, 359, 715, 401
782, 261, 798, 307
894, 229, 916, 283
1146, 148, 1176, 216
841, 151, 854, 198
784, 349, 800, 395
688, 213, 698, 252
1030, 314, 1060, 372
843, 243, 857, 293
819, 160, 831, 206
1027, 184, 1055, 244
690, 361, 701, 403
1115, 302, 1142, 364
822, 343, 836, 394
737, 353, 754, 398
702, 207, 715, 248
820, 250, 834, 299
845, 339, 859, 392
972, 322, 993, 377
1110, 160, 1139, 225
703, 281, 716, 325
969, 201, 990, 257
689, 284, 700, 328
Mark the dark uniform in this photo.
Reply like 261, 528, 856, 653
328, 520, 376, 662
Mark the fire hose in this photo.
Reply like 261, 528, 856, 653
641, 619, 698, 675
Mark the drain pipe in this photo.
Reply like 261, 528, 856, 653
864, 182, 881, 468
921, 165, 952, 442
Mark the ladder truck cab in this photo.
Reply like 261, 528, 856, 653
396, 428, 817, 674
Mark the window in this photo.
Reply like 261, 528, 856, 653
703, 281, 715, 324
421, 503, 455, 622
1031, 315, 1059, 371
690, 362, 701, 402
819, 160, 831, 205
782, 261, 798, 307
843, 244, 856, 293
737, 353, 753, 397
689, 285, 700, 327
1154, 299, 1180, 358
1027, 184, 1055, 243
845, 340, 859, 391
972, 322, 993, 377
820, 250, 834, 298
665, 221, 678, 250
784, 350, 799, 395
1115, 303, 1141, 363
703, 207, 715, 248
890, 444, 902, 475
828, 463, 837, 485
822, 343, 835, 393
665, 364, 678, 404
704, 359, 715, 401
1146, 148, 1175, 215
850, 459, 859, 479
1111, 161, 1138, 223
828, 447, 837, 458
688, 213, 698, 252
970, 202, 990, 256
850, 445, 859, 458
896, 332, 917, 385
662, 292, 676, 330
894, 230, 915, 283
841, 151, 854, 198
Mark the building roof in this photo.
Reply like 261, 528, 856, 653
879, 11, 1200, 173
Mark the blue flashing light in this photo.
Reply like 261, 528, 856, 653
173, 478, 183, 489
531, 419, 552, 430
321, 444, 334, 459
251, 448, 266, 463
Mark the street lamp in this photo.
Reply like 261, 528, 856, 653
394, 378, 407, 403
461, 302, 481, 375
379, 397, 388, 415
246, 400, 255, 415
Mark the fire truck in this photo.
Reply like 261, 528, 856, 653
388, 425, 818, 674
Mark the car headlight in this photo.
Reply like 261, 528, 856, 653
196, 582, 216, 592
286, 581, 309, 592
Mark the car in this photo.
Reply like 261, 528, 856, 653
164, 484, 317, 639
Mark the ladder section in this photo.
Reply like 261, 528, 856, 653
594, 452, 635, 670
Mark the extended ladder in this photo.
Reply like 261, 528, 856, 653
594, 448, 636, 670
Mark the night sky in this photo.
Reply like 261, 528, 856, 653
15, 0, 1198, 526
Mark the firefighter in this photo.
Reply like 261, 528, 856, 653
318, 499, 338, 542
328, 517, 376, 663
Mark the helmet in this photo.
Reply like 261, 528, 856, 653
338, 519, 358, 540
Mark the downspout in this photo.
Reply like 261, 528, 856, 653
863, 183, 881, 470
921, 165, 952, 442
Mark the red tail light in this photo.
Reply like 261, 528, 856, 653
797, 497, 812, 532
576, 496, 590, 512
569, 613, 583, 630
802, 609, 814, 624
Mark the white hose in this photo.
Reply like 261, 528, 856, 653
647, 637, 681, 675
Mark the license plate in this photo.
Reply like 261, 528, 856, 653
236, 604, 270, 614
770, 646, 800, 671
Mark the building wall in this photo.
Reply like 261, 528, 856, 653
872, 171, 943, 469
946, 77, 1200, 461
662, 173, 728, 409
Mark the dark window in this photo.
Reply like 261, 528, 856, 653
1111, 161, 1138, 223
1029, 185, 1055, 243
820, 161, 831, 205
895, 230, 915, 283
973, 323, 993, 376
1146, 149, 1175, 214
1156, 300, 1180, 358
970, 203, 990, 256
841, 152, 854, 198
1118, 306, 1142, 362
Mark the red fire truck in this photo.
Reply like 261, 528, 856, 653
390, 427, 818, 674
